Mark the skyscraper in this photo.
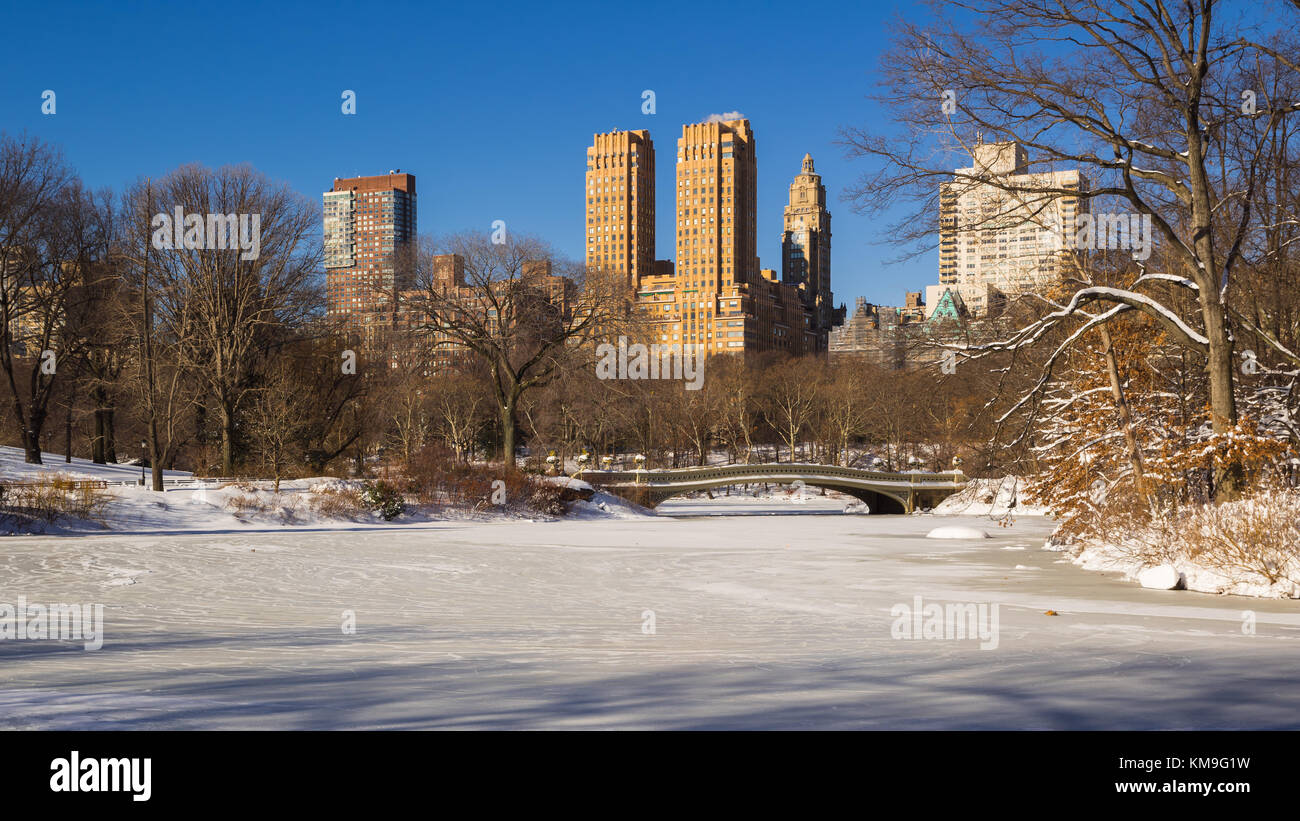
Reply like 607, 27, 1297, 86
585, 130, 655, 285
323, 171, 417, 318
591, 118, 834, 359
931, 140, 1085, 316
781, 153, 834, 351
675, 118, 757, 292
662, 118, 759, 355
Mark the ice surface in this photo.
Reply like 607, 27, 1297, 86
3, 496, 1300, 729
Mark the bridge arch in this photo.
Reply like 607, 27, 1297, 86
580, 464, 965, 514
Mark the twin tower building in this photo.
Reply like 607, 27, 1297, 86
323, 117, 842, 359
586, 117, 841, 357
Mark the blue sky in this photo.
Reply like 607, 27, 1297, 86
1, 0, 932, 306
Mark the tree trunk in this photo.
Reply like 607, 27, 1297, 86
24, 414, 44, 464
500, 400, 516, 473
1099, 327, 1146, 497
150, 411, 163, 492
91, 386, 107, 463
1202, 300, 1241, 499
220, 402, 236, 476
105, 409, 116, 463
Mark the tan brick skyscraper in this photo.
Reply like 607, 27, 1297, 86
585, 130, 655, 285
781, 153, 834, 351
662, 119, 758, 354
591, 118, 823, 358
675, 119, 756, 291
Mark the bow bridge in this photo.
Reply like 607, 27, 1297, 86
580, 463, 967, 513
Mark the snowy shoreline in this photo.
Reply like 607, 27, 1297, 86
5, 448, 1294, 602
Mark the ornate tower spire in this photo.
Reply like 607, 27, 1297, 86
781, 153, 835, 352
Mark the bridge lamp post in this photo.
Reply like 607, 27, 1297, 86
632, 453, 648, 506
575, 450, 589, 478
600, 455, 613, 471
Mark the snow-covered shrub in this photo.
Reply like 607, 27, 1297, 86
0, 474, 111, 523
224, 491, 270, 517
309, 485, 367, 519
401, 444, 568, 516
1179, 492, 1300, 587
1060, 490, 1300, 596
275, 493, 303, 523
520, 477, 565, 516
361, 480, 405, 521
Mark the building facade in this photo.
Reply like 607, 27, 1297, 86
585, 130, 655, 286
781, 153, 835, 351
593, 118, 839, 360
829, 290, 966, 370
358, 253, 576, 369
936, 140, 1086, 316
324, 171, 417, 318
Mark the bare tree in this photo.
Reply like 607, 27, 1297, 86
246, 358, 310, 490
406, 231, 631, 472
843, 0, 1300, 497
0, 134, 110, 463
430, 369, 490, 462
139, 164, 321, 475
760, 355, 821, 462
819, 359, 873, 466
712, 355, 760, 464
289, 330, 368, 474
118, 179, 200, 488
73, 253, 128, 464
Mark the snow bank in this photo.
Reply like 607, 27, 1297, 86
926, 525, 991, 539
1068, 544, 1300, 599
932, 477, 1049, 517
0, 472, 654, 536
0, 445, 191, 483
566, 489, 657, 520
1137, 565, 1183, 590
1052, 491, 1300, 599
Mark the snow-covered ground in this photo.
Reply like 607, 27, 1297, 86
0, 445, 192, 484
1, 470, 650, 536
3, 495, 1299, 729
2, 477, 426, 536
931, 476, 1049, 517
1058, 490, 1300, 599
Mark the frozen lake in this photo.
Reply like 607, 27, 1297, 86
3, 495, 1299, 729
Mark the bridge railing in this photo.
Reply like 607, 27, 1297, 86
580, 463, 967, 486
